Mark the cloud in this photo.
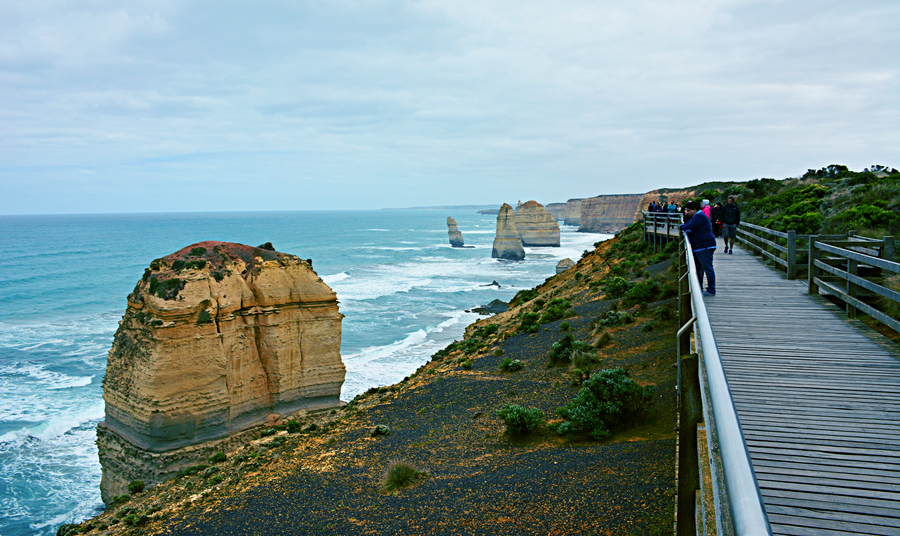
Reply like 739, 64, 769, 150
0, 0, 897, 213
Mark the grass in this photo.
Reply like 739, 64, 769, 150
381, 460, 426, 492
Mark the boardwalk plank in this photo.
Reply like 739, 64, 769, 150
699, 241, 900, 535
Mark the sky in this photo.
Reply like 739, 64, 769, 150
1, 0, 898, 215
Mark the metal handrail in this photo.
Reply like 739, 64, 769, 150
683, 233, 773, 536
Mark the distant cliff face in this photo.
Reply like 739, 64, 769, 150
638, 188, 701, 220
99, 241, 345, 500
492, 204, 525, 260
544, 203, 566, 221
514, 201, 560, 247
447, 217, 465, 247
564, 199, 584, 226
578, 194, 646, 233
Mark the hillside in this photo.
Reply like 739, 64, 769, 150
64, 224, 681, 536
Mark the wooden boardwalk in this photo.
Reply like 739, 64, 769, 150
702, 241, 900, 536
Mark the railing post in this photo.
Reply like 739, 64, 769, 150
787, 230, 797, 280
847, 258, 858, 319
808, 236, 818, 295
883, 236, 894, 261
677, 354, 701, 536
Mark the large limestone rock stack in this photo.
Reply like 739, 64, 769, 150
491, 203, 525, 260
447, 217, 465, 247
514, 200, 560, 247
97, 241, 345, 502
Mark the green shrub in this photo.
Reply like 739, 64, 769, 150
548, 334, 596, 366
189, 247, 207, 257
571, 349, 599, 371
499, 357, 524, 372
196, 309, 213, 325
555, 368, 655, 439
260, 428, 277, 437
622, 280, 659, 307
642, 321, 656, 332
519, 312, 541, 333
371, 424, 391, 437
473, 323, 499, 338
459, 359, 473, 370
208, 452, 227, 464
560, 321, 571, 332
605, 277, 630, 298
109, 494, 130, 506
496, 404, 545, 435
148, 277, 184, 300
510, 288, 539, 307
594, 332, 613, 348
381, 460, 426, 492
127, 480, 145, 494
828, 204, 898, 232
208, 475, 225, 485
538, 299, 575, 324
492, 348, 504, 357
286, 420, 303, 434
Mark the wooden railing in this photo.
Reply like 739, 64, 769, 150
809, 236, 900, 329
736, 223, 804, 279
642, 211, 683, 251
677, 235, 772, 536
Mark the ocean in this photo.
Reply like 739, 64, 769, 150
0, 209, 610, 535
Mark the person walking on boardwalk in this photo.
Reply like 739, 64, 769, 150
680, 201, 716, 296
721, 196, 741, 254
711, 202, 723, 238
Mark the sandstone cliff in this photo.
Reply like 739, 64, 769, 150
514, 201, 560, 247
491, 204, 525, 260
637, 188, 705, 221
556, 258, 575, 274
564, 199, 584, 226
447, 217, 465, 247
545, 203, 566, 221
578, 194, 646, 233
98, 241, 345, 501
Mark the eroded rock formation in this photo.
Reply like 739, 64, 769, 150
514, 201, 560, 247
447, 217, 465, 247
98, 241, 345, 501
556, 258, 576, 274
564, 199, 585, 226
578, 194, 645, 233
491, 204, 525, 260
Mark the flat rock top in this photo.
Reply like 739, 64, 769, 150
150, 241, 302, 279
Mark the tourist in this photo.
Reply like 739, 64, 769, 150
721, 196, 741, 254
701, 199, 711, 220
711, 202, 723, 237
667, 201, 679, 213
680, 201, 716, 296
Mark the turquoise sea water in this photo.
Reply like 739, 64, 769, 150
0, 210, 609, 535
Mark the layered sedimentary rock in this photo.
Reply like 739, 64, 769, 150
98, 241, 345, 501
514, 201, 560, 247
491, 204, 525, 260
545, 203, 566, 221
556, 258, 576, 274
447, 217, 465, 247
564, 199, 585, 226
637, 188, 704, 222
578, 194, 645, 233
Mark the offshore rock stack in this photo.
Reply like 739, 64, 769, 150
491, 203, 525, 260
97, 241, 345, 502
514, 200, 560, 247
447, 217, 465, 247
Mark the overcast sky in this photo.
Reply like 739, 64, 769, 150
1, 0, 897, 214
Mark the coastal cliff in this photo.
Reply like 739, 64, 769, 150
578, 194, 646, 233
491, 204, 525, 260
544, 203, 566, 221
514, 201, 560, 247
98, 241, 345, 501
564, 199, 584, 226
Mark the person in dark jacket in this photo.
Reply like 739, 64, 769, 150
680, 201, 716, 296
720, 197, 741, 254
710, 202, 723, 237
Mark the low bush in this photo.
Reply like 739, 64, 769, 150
496, 404, 545, 435
381, 460, 426, 492
594, 332, 613, 348
499, 357, 524, 372
519, 312, 540, 333
538, 299, 576, 324
127, 480, 144, 494
492, 348, 504, 357
548, 334, 596, 366
554, 368, 655, 439
510, 288, 539, 307
371, 424, 391, 437
605, 276, 630, 298
196, 309, 213, 325
208, 452, 227, 464
560, 321, 571, 332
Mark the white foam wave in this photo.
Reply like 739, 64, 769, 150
0, 401, 104, 445
0, 362, 94, 391
321, 271, 350, 285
